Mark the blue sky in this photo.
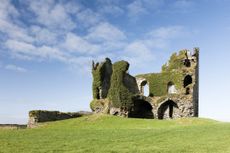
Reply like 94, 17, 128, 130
0, 0, 230, 124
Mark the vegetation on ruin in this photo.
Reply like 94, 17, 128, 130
90, 99, 110, 113
136, 50, 189, 97
92, 62, 105, 99
137, 71, 183, 97
108, 61, 135, 109
1, 114, 230, 153
29, 110, 82, 118
29, 110, 59, 117
161, 50, 187, 72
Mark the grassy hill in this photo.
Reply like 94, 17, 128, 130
0, 114, 230, 153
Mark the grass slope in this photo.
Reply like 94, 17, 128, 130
0, 114, 230, 153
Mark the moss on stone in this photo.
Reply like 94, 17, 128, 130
92, 58, 112, 99
156, 96, 168, 104
29, 110, 58, 117
90, 99, 109, 112
161, 50, 187, 72
137, 71, 183, 97
92, 64, 103, 99
136, 50, 188, 97
108, 61, 134, 109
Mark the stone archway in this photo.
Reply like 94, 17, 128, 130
157, 100, 178, 119
129, 96, 153, 119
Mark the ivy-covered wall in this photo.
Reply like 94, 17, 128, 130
161, 50, 187, 72
137, 50, 189, 97
92, 58, 112, 99
108, 61, 136, 109
137, 71, 183, 97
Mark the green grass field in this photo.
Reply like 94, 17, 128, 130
1, 114, 230, 153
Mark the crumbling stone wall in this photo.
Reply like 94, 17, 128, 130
27, 110, 91, 128
90, 48, 199, 119
0, 124, 26, 129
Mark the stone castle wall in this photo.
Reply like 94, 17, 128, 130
90, 48, 199, 119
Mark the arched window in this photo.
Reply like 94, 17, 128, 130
143, 84, 149, 97
184, 59, 191, 67
184, 75, 192, 88
167, 82, 177, 94
140, 80, 149, 97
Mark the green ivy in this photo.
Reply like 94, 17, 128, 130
137, 71, 183, 97
92, 59, 111, 99
108, 61, 134, 109
162, 50, 186, 72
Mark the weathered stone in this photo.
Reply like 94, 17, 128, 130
91, 48, 199, 120
0, 124, 26, 129
27, 110, 92, 128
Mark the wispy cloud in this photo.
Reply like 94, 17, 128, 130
5, 39, 68, 62
86, 22, 126, 42
61, 33, 100, 55
123, 41, 155, 68
127, 0, 164, 17
148, 26, 188, 39
27, 0, 76, 31
96, 0, 124, 16
5, 64, 27, 73
127, 0, 147, 16
173, 0, 194, 11
0, 0, 195, 74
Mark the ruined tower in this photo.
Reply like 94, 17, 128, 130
90, 48, 199, 119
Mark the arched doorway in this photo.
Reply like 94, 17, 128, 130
184, 75, 192, 88
157, 100, 178, 119
129, 99, 153, 119
167, 82, 177, 94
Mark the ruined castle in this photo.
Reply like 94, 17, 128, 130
90, 48, 199, 119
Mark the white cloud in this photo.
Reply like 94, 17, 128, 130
0, 20, 34, 43
123, 41, 155, 68
127, 0, 146, 16
173, 0, 194, 9
148, 26, 187, 39
100, 5, 124, 16
119, 25, 191, 68
30, 26, 58, 45
28, 0, 76, 30
62, 33, 100, 55
76, 9, 102, 27
5, 64, 27, 73
0, 0, 33, 43
97, 0, 124, 16
86, 22, 126, 42
0, 0, 19, 20
6, 39, 35, 53
5, 39, 68, 61
0, 0, 194, 75
127, 0, 164, 17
